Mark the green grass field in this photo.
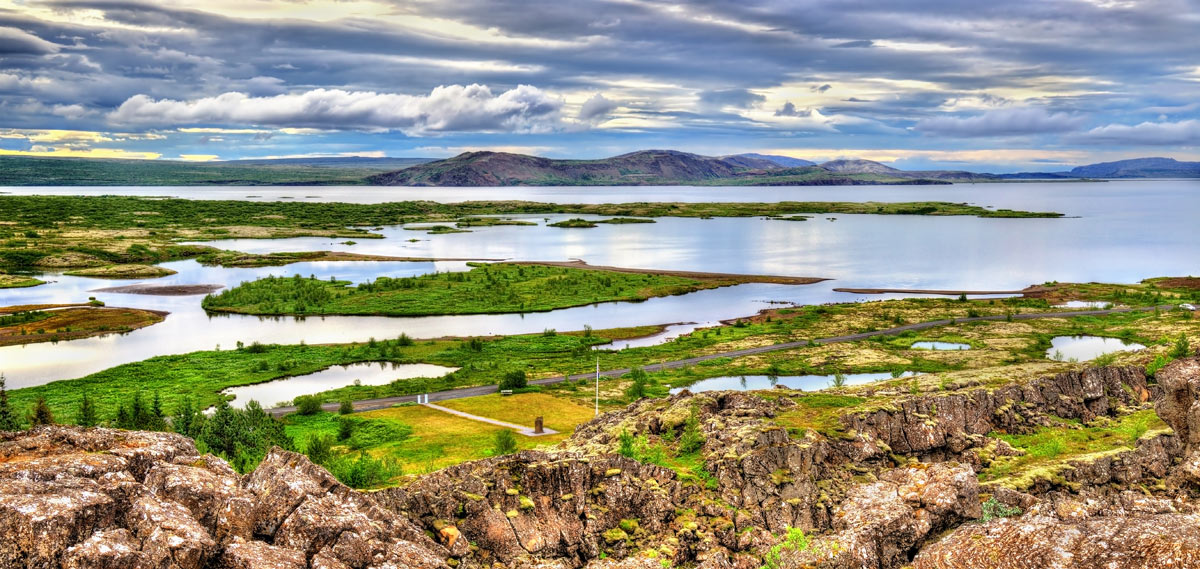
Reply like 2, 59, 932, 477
201, 263, 728, 316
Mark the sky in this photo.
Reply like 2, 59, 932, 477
0, 0, 1198, 171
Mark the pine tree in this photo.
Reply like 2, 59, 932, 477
31, 398, 54, 426
114, 402, 131, 429
172, 396, 204, 438
0, 374, 20, 431
76, 393, 98, 427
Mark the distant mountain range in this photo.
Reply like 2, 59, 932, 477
369, 152, 1200, 186
0, 152, 1195, 186
367, 150, 964, 186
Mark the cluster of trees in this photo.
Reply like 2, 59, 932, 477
201, 274, 340, 314
0, 375, 291, 473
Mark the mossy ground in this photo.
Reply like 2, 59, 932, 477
978, 409, 1169, 490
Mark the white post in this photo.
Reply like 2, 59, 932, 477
595, 356, 600, 417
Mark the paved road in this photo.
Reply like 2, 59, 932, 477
266, 304, 1173, 417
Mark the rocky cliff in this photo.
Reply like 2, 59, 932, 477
6, 359, 1200, 568
0, 427, 446, 568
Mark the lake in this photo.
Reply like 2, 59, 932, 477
2, 180, 1197, 388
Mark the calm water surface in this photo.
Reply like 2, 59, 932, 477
222, 362, 458, 408
1046, 336, 1147, 361
669, 371, 915, 394
2, 181, 1197, 388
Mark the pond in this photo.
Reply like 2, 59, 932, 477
1046, 335, 1146, 362
1053, 301, 1113, 309
668, 371, 915, 394
911, 341, 971, 350
222, 362, 458, 408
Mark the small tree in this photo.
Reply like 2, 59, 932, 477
624, 368, 648, 400
500, 370, 527, 391
304, 434, 334, 466
338, 398, 354, 415
1170, 333, 1191, 359
493, 429, 518, 456
76, 393, 98, 427
172, 396, 204, 438
338, 417, 355, 441
0, 374, 20, 431
31, 398, 54, 426
677, 405, 704, 454
618, 429, 636, 458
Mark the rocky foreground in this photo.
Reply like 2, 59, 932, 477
4, 358, 1200, 568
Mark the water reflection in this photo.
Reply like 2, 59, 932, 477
911, 341, 970, 350
669, 371, 915, 394
1046, 336, 1146, 361
222, 362, 458, 408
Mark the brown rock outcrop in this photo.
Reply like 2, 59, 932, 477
843, 365, 1150, 461
0, 426, 446, 569
1154, 357, 1200, 483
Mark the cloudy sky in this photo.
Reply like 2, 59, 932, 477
1, 0, 1198, 171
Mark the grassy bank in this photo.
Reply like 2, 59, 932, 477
0, 273, 44, 288
0, 306, 165, 347
200, 262, 816, 316
63, 264, 178, 278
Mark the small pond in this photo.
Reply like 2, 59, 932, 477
1046, 335, 1146, 362
1053, 301, 1113, 309
669, 371, 914, 394
911, 341, 971, 350
222, 362, 459, 408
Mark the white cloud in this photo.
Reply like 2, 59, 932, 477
107, 85, 564, 134
578, 93, 619, 122
914, 107, 1085, 137
1070, 119, 1200, 146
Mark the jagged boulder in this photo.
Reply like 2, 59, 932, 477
376, 450, 682, 566
1154, 358, 1200, 483
775, 463, 979, 569
0, 426, 447, 569
914, 510, 1200, 568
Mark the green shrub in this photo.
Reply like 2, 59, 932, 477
1169, 333, 1191, 359
499, 370, 528, 391
493, 429, 518, 456
979, 497, 1023, 522
295, 395, 323, 415
677, 406, 704, 454
304, 434, 334, 466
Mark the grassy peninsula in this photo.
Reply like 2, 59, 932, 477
200, 262, 822, 316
